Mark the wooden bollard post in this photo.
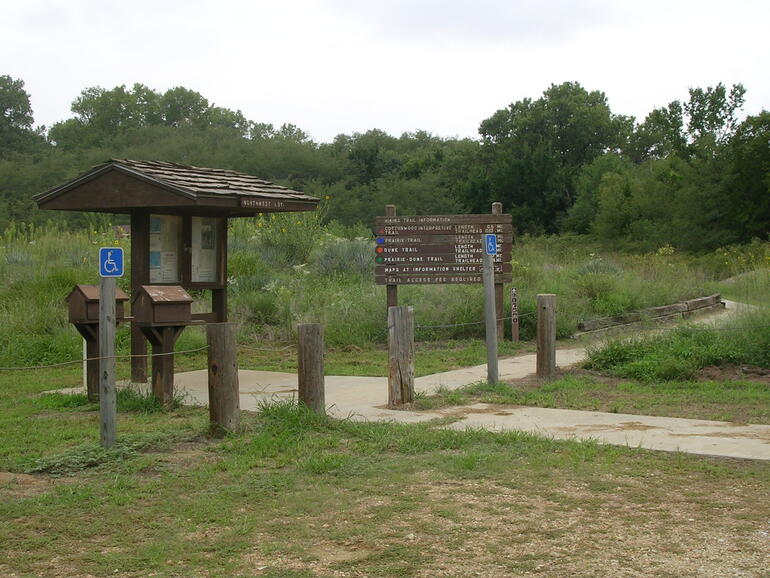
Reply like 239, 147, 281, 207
298, 323, 325, 414
388, 306, 415, 407
207, 322, 240, 434
536, 294, 556, 379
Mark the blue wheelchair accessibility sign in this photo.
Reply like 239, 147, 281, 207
99, 247, 124, 277
484, 233, 498, 256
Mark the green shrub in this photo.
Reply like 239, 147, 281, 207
585, 310, 770, 380
311, 237, 374, 276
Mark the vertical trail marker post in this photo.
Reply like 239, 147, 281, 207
510, 287, 520, 342
98, 247, 122, 448
483, 233, 499, 384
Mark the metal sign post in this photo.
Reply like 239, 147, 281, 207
510, 287, 520, 342
482, 234, 498, 384
98, 247, 123, 448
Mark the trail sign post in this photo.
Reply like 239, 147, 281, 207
98, 247, 122, 448
510, 287, 520, 342
482, 235, 498, 384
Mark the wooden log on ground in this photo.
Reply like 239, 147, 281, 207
298, 323, 325, 414
645, 303, 687, 318
578, 311, 641, 332
388, 306, 415, 407
536, 294, 556, 379
684, 294, 722, 311
207, 322, 240, 434
576, 293, 726, 333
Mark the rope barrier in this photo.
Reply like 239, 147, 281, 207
0, 345, 210, 372
238, 344, 296, 352
416, 311, 535, 330
617, 323, 770, 333
0, 342, 296, 372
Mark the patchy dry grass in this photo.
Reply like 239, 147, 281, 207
1, 397, 768, 577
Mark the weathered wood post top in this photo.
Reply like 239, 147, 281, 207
35, 159, 320, 381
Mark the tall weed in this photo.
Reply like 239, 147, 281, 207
585, 309, 770, 380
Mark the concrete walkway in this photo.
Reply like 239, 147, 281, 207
51, 298, 768, 460
173, 345, 770, 461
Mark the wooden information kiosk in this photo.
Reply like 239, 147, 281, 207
36, 159, 319, 382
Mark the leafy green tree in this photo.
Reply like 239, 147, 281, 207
564, 153, 631, 233
469, 82, 631, 233
159, 86, 209, 127
685, 83, 745, 151
722, 111, 770, 240
0, 75, 44, 158
627, 102, 688, 162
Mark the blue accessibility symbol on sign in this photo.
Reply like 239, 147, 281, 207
99, 247, 124, 277
484, 234, 498, 256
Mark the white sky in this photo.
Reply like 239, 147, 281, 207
2, 0, 768, 143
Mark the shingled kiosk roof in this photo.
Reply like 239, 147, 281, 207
34, 159, 319, 217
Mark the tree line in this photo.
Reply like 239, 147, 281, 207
1, 75, 767, 250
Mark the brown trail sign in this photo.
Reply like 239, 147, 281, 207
376, 253, 510, 264
376, 274, 512, 285
376, 223, 512, 235
375, 244, 512, 257
376, 234, 508, 245
375, 214, 512, 225
376, 263, 512, 275
374, 212, 513, 286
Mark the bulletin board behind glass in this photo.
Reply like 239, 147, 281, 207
191, 217, 219, 283
149, 215, 182, 283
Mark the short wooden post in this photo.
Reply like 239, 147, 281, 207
298, 323, 325, 414
388, 306, 415, 407
385, 205, 398, 311
492, 202, 504, 340
510, 288, 520, 342
98, 277, 117, 448
536, 294, 556, 379
207, 322, 240, 434
151, 328, 177, 408
130, 211, 149, 383
86, 338, 100, 402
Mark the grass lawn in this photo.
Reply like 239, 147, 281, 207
1, 360, 769, 577
188, 338, 530, 378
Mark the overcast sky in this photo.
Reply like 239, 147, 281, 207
3, 0, 768, 143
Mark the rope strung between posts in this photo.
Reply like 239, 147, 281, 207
617, 323, 770, 333
238, 344, 296, 352
0, 341, 297, 372
415, 311, 536, 330
0, 345, 211, 371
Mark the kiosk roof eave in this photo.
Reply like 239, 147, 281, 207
34, 159, 320, 218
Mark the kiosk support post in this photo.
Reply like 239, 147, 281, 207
130, 211, 149, 383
